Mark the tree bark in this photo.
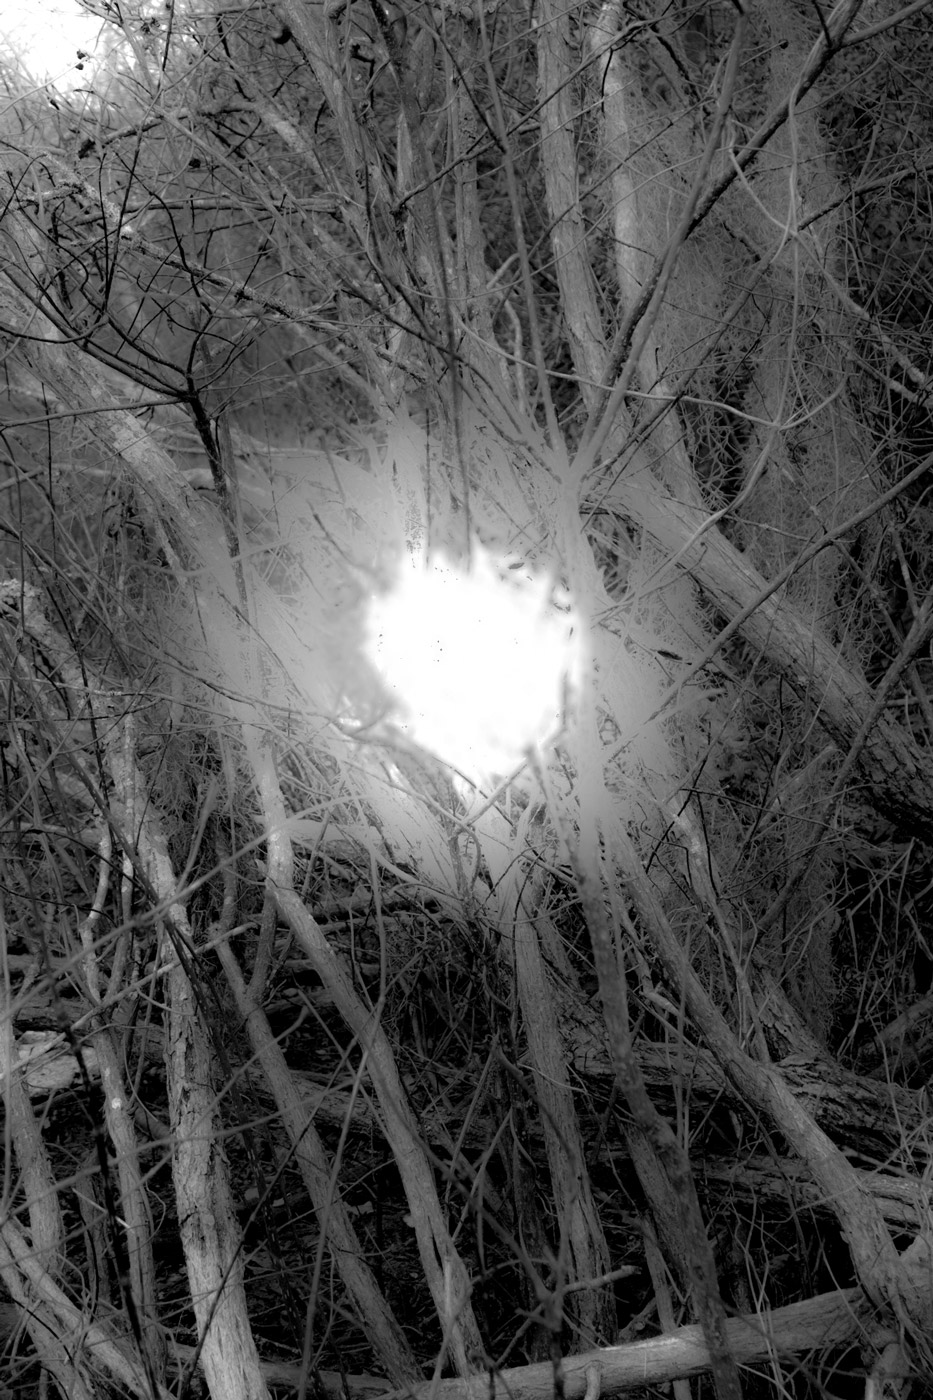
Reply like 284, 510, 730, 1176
593, 464, 933, 832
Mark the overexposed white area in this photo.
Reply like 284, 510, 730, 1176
0, 0, 106, 88
366, 543, 579, 782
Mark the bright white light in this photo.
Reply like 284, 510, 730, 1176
366, 542, 579, 781
0, 0, 105, 89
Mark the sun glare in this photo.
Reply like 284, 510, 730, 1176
366, 543, 579, 782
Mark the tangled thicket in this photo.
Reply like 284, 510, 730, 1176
2, 1, 933, 1398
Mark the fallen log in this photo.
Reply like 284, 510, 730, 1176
171, 1287, 869, 1397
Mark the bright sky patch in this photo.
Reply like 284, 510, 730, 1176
366, 543, 578, 781
0, 0, 105, 88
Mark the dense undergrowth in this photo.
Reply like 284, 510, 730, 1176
3, 1, 933, 1397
